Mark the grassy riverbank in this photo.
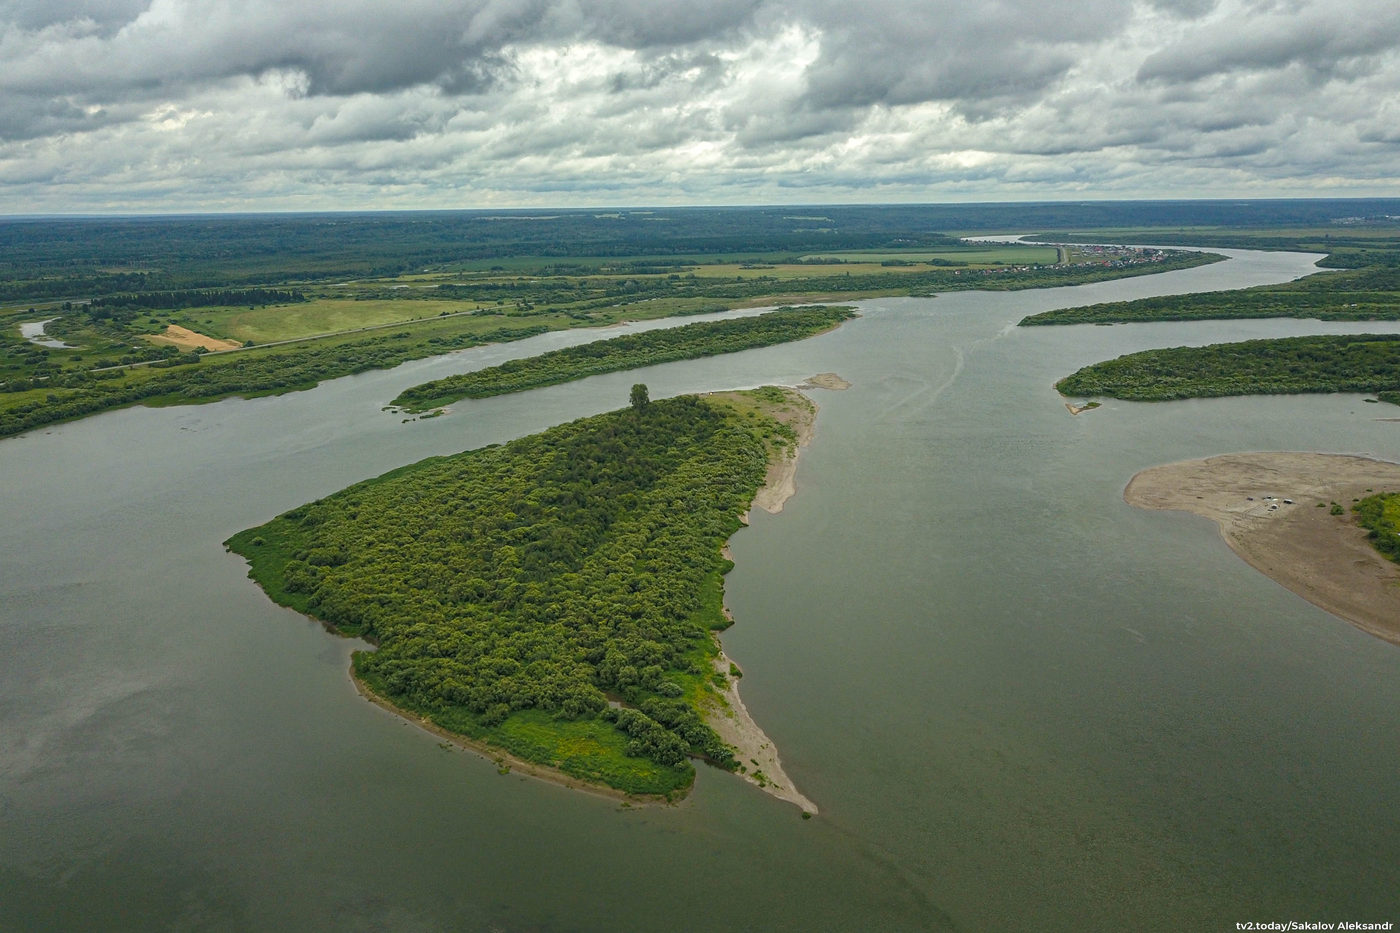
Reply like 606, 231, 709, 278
1353, 492, 1400, 563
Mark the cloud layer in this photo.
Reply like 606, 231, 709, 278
2, 0, 1397, 211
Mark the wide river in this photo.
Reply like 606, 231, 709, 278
3, 249, 1399, 931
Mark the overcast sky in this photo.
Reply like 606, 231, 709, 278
2, 0, 1398, 213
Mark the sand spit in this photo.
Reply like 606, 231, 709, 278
705, 651, 818, 814
798, 372, 852, 391
709, 384, 824, 516
1124, 452, 1400, 645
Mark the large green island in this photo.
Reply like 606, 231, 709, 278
226, 385, 821, 810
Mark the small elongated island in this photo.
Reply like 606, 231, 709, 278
226, 385, 824, 810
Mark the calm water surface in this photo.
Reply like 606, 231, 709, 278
3, 249, 1398, 931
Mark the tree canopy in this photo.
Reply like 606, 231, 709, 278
227, 390, 804, 797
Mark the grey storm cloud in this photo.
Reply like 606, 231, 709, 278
788, 0, 1136, 111
1138, 0, 1400, 82
0, 0, 1398, 210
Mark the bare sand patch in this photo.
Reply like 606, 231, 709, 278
144, 324, 242, 352
798, 372, 852, 391
1125, 452, 1400, 645
703, 650, 817, 814
708, 387, 818, 516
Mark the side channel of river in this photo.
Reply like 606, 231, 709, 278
3, 247, 1398, 931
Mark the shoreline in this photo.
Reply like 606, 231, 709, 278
1124, 452, 1400, 645
704, 647, 818, 814
702, 381, 839, 814
350, 669, 655, 806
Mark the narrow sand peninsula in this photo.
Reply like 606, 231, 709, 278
753, 400, 815, 516
705, 650, 818, 814
702, 383, 834, 812
748, 373, 844, 515
1125, 452, 1400, 645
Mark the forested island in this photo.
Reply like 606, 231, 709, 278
226, 387, 819, 806
1056, 334, 1400, 403
1020, 265, 1400, 326
1033, 224, 1400, 407
392, 305, 855, 410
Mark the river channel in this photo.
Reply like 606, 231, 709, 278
3, 248, 1398, 931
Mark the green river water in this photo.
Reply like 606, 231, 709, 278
2, 247, 1397, 931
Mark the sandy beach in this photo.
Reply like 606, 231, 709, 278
704, 650, 818, 813
700, 384, 830, 812
1124, 452, 1400, 645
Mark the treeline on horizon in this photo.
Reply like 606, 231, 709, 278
1056, 334, 1400, 403
392, 306, 856, 409
226, 393, 789, 796
4, 199, 1395, 300
88, 288, 308, 312
428, 250, 1213, 309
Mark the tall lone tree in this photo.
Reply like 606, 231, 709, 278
630, 383, 649, 413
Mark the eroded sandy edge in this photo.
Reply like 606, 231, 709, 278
705, 649, 818, 813
1124, 451, 1400, 646
704, 383, 829, 812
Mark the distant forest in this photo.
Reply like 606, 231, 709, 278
4, 200, 1397, 299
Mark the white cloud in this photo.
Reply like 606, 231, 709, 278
0, 0, 1397, 211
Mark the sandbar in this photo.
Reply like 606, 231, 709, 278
1124, 452, 1400, 645
798, 372, 852, 391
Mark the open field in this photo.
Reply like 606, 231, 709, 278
212, 298, 485, 343
144, 324, 242, 351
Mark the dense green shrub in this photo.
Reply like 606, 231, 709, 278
1057, 334, 1400, 402
392, 306, 856, 409
227, 393, 786, 795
